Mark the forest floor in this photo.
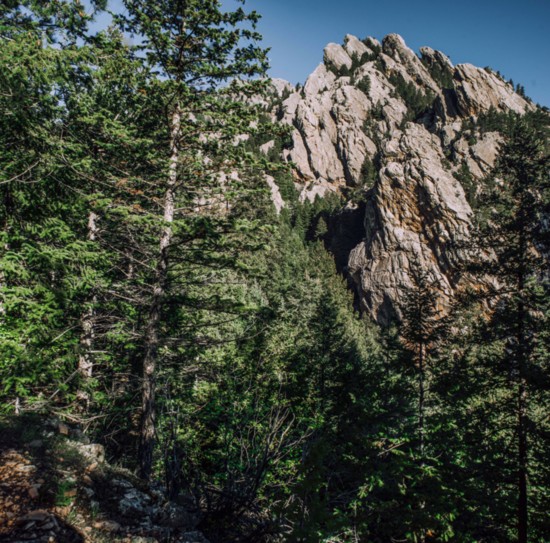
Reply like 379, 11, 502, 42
0, 415, 208, 543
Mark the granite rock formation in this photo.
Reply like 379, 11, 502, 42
264, 33, 534, 322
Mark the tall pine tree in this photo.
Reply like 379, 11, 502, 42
466, 117, 550, 541
115, 0, 270, 479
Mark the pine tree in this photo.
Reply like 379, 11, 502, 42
0, 1, 109, 411
467, 118, 550, 541
114, 0, 270, 480
58, 27, 159, 419
399, 268, 451, 542
400, 267, 448, 460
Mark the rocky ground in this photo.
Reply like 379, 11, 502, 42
0, 415, 209, 543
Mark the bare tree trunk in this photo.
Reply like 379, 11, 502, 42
418, 341, 425, 461
78, 304, 95, 379
418, 342, 426, 543
518, 376, 528, 543
76, 211, 98, 409
0, 268, 4, 319
517, 291, 528, 543
78, 211, 98, 380
1, 187, 12, 327
517, 224, 528, 543
139, 106, 180, 481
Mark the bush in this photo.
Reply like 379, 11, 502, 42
361, 38, 382, 57
388, 72, 435, 122
360, 155, 377, 186
356, 75, 371, 95
421, 59, 454, 90
453, 161, 476, 206
326, 61, 351, 78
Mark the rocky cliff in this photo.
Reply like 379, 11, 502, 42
263, 33, 534, 323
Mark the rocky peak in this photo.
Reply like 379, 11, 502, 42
343, 34, 370, 58
270, 78, 294, 98
263, 33, 537, 322
303, 63, 335, 96
323, 42, 352, 71
420, 46, 453, 72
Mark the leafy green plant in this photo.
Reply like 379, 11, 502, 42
421, 58, 454, 89
55, 479, 77, 507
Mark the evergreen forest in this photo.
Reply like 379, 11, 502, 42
0, 1, 549, 542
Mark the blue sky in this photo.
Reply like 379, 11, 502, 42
96, 0, 550, 107
241, 0, 550, 107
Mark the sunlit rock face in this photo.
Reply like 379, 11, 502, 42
348, 123, 472, 323
264, 33, 534, 323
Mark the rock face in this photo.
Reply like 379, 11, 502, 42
348, 124, 471, 323
265, 33, 535, 323
454, 64, 531, 116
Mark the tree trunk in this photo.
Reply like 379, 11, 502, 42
418, 341, 427, 543
517, 215, 528, 543
418, 341, 425, 461
76, 212, 98, 410
518, 376, 528, 543
139, 106, 180, 480
78, 211, 98, 381
0, 186, 13, 321
517, 290, 528, 543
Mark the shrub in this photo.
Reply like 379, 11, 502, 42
421, 59, 454, 89
388, 72, 435, 122
356, 75, 371, 95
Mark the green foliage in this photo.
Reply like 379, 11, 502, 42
388, 72, 435, 123
359, 155, 377, 186
451, 118, 550, 541
453, 161, 476, 206
343, 155, 378, 205
355, 74, 371, 95
0, 15, 111, 408
327, 46, 380, 80
326, 60, 351, 78
0, 0, 107, 42
421, 58, 454, 89
1, 4, 549, 542
361, 39, 382, 58
350, 51, 379, 72
476, 107, 518, 136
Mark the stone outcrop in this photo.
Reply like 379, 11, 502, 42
263, 33, 536, 322
348, 123, 471, 323
324, 43, 352, 71
454, 64, 533, 116
420, 46, 453, 74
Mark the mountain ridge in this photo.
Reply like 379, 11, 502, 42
261, 33, 537, 322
